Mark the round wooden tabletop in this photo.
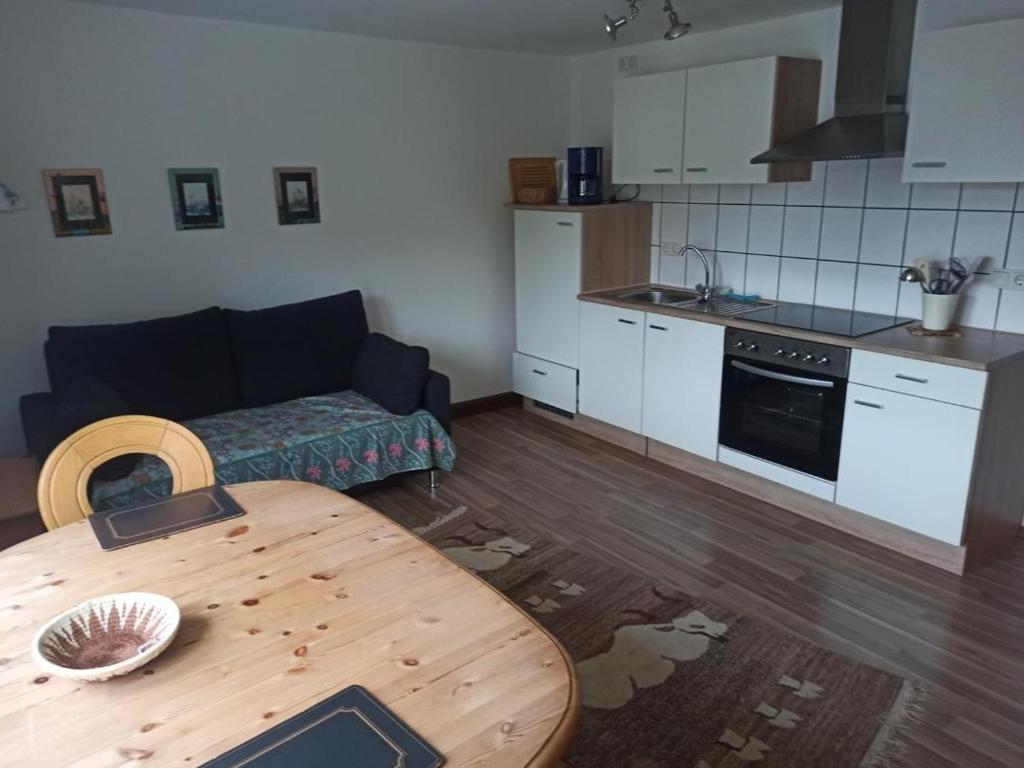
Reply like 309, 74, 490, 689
0, 481, 578, 767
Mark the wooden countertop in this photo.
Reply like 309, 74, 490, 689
580, 285, 1024, 371
506, 201, 651, 212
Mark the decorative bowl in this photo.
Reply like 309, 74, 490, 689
31, 592, 180, 682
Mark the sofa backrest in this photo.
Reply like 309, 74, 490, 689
46, 306, 241, 422
223, 290, 369, 408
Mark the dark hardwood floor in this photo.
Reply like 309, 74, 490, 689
360, 407, 1024, 768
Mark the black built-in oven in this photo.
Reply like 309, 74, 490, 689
719, 328, 850, 482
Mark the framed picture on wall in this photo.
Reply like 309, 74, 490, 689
42, 169, 111, 236
168, 168, 224, 230
273, 167, 320, 225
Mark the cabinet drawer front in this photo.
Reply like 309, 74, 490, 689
513, 353, 576, 413
837, 384, 979, 545
849, 350, 987, 409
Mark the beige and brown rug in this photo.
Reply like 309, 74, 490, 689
392, 503, 925, 768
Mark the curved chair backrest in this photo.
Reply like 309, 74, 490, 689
37, 415, 215, 531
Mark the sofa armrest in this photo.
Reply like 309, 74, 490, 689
19, 392, 59, 462
422, 369, 451, 434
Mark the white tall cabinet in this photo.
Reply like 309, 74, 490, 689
641, 314, 724, 460
903, 18, 1024, 183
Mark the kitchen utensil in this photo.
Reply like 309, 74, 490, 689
32, 592, 180, 682
913, 258, 932, 286
929, 276, 952, 294
900, 266, 930, 293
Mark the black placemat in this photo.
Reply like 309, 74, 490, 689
89, 485, 245, 551
201, 685, 444, 767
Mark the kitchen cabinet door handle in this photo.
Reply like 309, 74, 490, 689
649, 324, 668, 331
854, 399, 884, 410
894, 373, 928, 384
911, 161, 946, 168
686, 167, 708, 173
617, 318, 638, 325
653, 168, 674, 174
730, 360, 834, 388
532, 369, 548, 376
556, 221, 575, 227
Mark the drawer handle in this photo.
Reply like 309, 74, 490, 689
556, 221, 575, 227
532, 369, 548, 376
911, 161, 946, 168
618, 318, 637, 325
686, 166, 708, 173
894, 373, 928, 384
649, 324, 668, 331
653, 167, 674, 174
854, 399, 884, 410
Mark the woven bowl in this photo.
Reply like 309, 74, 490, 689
32, 592, 180, 682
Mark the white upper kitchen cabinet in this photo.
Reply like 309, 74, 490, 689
612, 70, 687, 185
578, 301, 645, 432
836, 382, 980, 545
903, 18, 1024, 183
683, 56, 821, 185
514, 210, 582, 368
641, 314, 724, 460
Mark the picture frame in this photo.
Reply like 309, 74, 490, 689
42, 169, 111, 237
168, 168, 224, 230
273, 166, 320, 225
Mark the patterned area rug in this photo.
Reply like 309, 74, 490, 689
392, 504, 925, 768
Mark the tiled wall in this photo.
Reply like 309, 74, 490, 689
641, 158, 1024, 331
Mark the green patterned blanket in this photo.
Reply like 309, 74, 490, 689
90, 390, 456, 511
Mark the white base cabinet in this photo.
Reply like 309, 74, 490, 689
641, 314, 723, 460
836, 382, 980, 545
579, 302, 645, 432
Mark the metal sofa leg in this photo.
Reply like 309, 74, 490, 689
428, 469, 440, 490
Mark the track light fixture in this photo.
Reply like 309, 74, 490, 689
602, 0, 691, 43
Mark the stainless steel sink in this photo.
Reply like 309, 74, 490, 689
673, 296, 775, 317
614, 287, 774, 317
616, 288, 699, 304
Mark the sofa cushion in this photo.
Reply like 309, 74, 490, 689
353, 333, 430, 415
46, 307, 239, 422
224, 291, 369, 407
54, 376, 138, 480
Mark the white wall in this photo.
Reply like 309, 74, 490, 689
0, 0, 571, 457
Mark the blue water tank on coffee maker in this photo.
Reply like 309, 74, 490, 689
568, 147, 603, 205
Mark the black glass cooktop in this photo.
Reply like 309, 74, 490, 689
740, 303, 914, 338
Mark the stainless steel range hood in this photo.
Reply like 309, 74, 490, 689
752, 0, 917, 164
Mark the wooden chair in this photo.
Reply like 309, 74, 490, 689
37, 415, 215, 530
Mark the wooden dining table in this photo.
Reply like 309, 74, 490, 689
0, 480, 578, 767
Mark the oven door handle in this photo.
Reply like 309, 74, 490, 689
730, 360, 835, 389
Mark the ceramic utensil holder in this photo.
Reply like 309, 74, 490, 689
922, 292, 959, 331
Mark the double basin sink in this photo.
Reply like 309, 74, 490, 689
615, 288, 774, 318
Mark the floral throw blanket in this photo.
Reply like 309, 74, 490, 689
90, 390, 456, 511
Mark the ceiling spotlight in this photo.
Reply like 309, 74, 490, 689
603, 0, 640, 41
602, 0, 691, 43
663, 7, 691, 40
604, 14, 629, 41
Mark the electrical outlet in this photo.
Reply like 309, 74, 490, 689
618, 54, 638, 73
978, 269, 1024, 290
661, 241, 682, 257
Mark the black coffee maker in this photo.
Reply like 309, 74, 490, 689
568, 147, 603, 205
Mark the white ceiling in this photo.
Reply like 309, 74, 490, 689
69, 0, 841, 55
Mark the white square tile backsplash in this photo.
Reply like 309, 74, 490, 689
644, 161, 1021, 329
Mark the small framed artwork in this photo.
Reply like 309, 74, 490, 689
273, 166, 320, 225
168, 167, 224, 230
42, 169, 111, 236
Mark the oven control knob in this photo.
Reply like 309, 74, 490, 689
802, 353, 816, 362
817, 356, 831, 366
787, 351, 801, 359
744, 342, 759, 351
774, 348, 786, 357
734, 340, 746, 349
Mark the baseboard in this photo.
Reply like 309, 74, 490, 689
451, 392, 522, 420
